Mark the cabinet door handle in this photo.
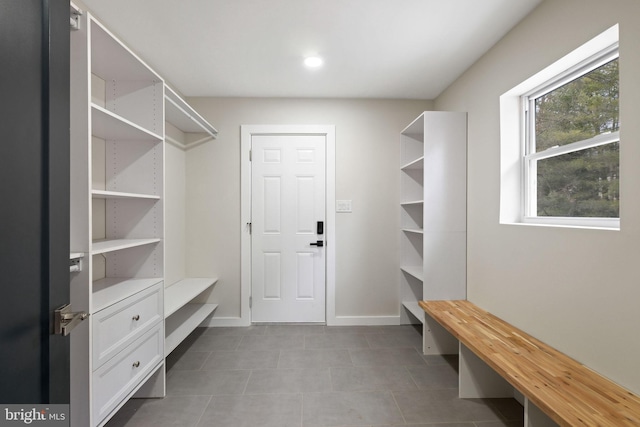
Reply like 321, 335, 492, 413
132, 361, 140, 368
132, 315, 140, 321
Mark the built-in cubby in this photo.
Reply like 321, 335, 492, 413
163, 85, 219, 356
399, 111, 467, 353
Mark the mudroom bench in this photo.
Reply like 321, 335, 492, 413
419, 300, 640, 427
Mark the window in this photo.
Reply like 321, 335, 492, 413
499, 24, 620, 230
523, 52, 619, 226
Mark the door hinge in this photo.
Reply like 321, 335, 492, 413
249, 296, 252, 308
70, 5, 82, 31
249, 149, 252, 161
247, 222, 252, 234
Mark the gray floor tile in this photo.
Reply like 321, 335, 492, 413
203, 325, 267, 336
278, 348, 354, 369
475, 421, 523, 427
305, 333, 370, 349
379, 424, 473, 427
167, 369, 250, 396
303, 391, 404, 426
407, 364, 459, 390
365, 332, 422, 349
198, 394, 302, 427
267, 324, 326, 335
108, 326, 524, 427
166, 350, 211, 371
237, 334, 305, 351
104, 396, 211, 427
377, 325, 422, 336
423, 353, 459, 367
331, 366, 418, 392
393, 389, 503, 424
201, 350, 280, 370
186, 334, 243, 352
325, 326, 384, 334
245, 368, 332, 394
485, 398, 524, 421
349, 348, 426, 367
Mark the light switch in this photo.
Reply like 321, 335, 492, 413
336, 200, 352, 213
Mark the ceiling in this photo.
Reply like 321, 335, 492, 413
80, 0, 542, 99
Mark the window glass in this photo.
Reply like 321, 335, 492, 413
534, 59, 619, 151
535, 142, 619, 217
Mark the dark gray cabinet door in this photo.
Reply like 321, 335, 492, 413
0, 0, 70, 404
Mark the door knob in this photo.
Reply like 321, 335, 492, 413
310, 240, 324, 247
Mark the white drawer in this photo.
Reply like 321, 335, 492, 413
92, 282, 163, 368
93, 323, 163, 425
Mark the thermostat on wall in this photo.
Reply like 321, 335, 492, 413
336, 200, 352, 213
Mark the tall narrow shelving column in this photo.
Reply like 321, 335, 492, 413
400, 115, 426, 324
399, 111, 467, 355
70, 10, 165, 427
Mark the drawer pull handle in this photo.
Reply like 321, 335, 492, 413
132, 315, 140, 321
132, 361, 140, 368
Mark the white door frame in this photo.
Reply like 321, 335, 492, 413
241, 125, 336, 326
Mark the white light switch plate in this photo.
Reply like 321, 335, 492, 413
336, 200, 352, 213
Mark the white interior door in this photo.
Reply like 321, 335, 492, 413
251, 134, 326, 323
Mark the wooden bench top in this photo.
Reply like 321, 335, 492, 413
419, 299, 640, 427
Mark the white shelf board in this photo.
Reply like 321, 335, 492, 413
401, 200, 424, 207
402, 228, 424, 235
70, 252, 85, 260
165, 303, 218, 355
165, 86, 218, 137
402, 301, 425, 324
401, 112, 425, 138
92, 190, 160, 200
165, 278, 218, 318
92, 238, 161, 255
165, 134, 214, 151
92, 277, 163, 313
92, 104, 163, 142
90, 16, 161, 82
401, 266, 424, 282
401, 157, 424, 171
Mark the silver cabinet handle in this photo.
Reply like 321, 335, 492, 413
132, 315, 140, 321
132, 361, 140, 368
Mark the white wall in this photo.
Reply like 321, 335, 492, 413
182, 97, 432, 322
164, 123, 187, 287
435, 0, 640, 393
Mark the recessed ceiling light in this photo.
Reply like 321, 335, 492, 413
304, 56, 323, 68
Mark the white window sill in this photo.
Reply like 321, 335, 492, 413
502, 217, 619, 231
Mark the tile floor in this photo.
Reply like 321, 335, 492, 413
105, 325, 524, 427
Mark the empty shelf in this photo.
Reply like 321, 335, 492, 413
402, 301, 425, 324
165, 278, 218, 318
165, 303, 218, 354
400, 266, 424, 282
92, 238, 161, 255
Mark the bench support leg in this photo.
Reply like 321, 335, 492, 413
524, 398, 559, 427
423, 315, 458, 355
459, 343, 513, 398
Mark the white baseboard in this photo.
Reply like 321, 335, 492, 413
201, 315, 401, 327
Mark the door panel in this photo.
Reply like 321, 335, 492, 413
0, 0, 70, 403
251, 135, 326, 323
